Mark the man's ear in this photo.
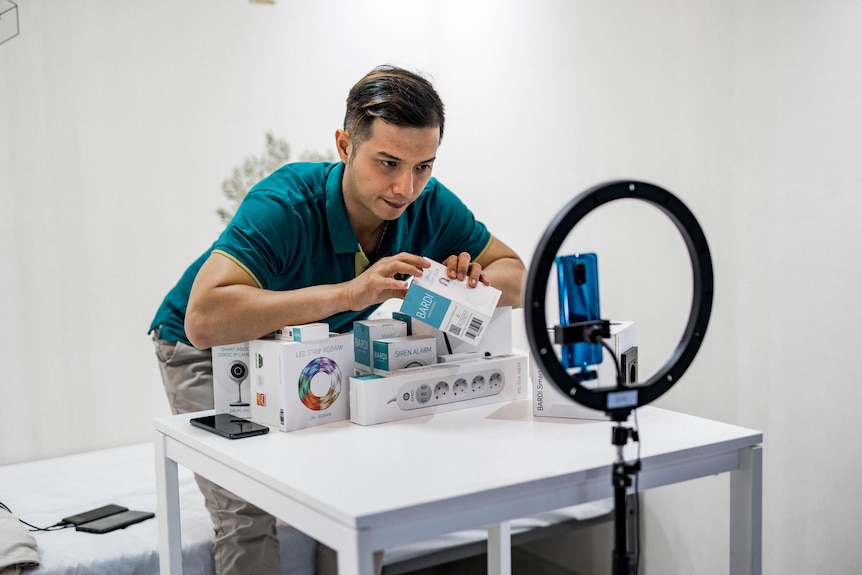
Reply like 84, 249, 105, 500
335, 129, 351, 163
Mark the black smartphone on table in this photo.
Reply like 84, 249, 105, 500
190, 413, 270, 439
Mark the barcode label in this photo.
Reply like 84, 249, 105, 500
466, 317, 483, 340
448, 324, 462, 336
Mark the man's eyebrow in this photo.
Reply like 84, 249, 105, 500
378, 151, 437, 164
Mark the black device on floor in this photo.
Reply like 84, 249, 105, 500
62, 503, 128, 526
190, 413, 270, 439
75, 510, 155, 534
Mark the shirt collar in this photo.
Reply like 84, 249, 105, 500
325, 163, 359, 254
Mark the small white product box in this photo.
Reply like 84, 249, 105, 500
400, 258, 501, 345
212, 342, 251, 418
353, 318, 407, 375
413, 306, 513, 359
372, 335, 437, 373
274, 322, 330, 342
532, 321, 637, 420
250, 332, 354, 432
350, 353, 527, 426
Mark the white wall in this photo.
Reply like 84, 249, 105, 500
2, 1, 861, 573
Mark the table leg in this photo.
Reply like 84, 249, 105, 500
730, 444, 762, 575
155, 432, 183, 575
336, 535, 377, 575
487, 521, 512, 575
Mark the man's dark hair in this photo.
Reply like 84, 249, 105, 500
344, 65, 445, 150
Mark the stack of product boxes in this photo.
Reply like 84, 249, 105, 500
349, 260, 528, 426
213, 258, 530, 431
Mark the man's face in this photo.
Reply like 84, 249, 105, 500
338, 118, 439, 225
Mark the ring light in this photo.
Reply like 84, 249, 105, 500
525, 180, 714, 421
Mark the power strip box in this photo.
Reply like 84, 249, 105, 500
532, 321, 637, 420
250, 332, 354, 432
350, 353, 527, 426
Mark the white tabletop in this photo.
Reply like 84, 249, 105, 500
154, 400, 761, 539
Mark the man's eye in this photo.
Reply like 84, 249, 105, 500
382, 160, 397, 168
417, 164, 432, 172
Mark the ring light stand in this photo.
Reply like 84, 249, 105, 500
524, 180, 714, 575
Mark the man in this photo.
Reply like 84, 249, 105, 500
150, 65, 524, 574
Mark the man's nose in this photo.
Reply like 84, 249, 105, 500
393, 169, 413, 196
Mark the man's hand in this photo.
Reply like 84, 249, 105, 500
443, 252, 489, 288
445, 239, 525, 308
345, 253, 431, 311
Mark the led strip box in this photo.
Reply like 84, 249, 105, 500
350, 353, 527, 426
250, 333, 354, 432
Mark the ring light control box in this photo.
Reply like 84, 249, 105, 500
250, 333, 354, 432
350, 353, 527, 426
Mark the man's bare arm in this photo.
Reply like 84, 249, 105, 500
185, 252, 430, 349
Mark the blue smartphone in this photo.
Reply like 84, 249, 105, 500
555, 253, 602, 370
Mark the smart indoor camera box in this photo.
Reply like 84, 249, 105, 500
400, 258, 501, 345
372, 335, 437, 373
213, 343, 251, 419
353, 318, 407, 375
350, 353, 527, 426
249, 332, 354, 432
532, 321, 637, 420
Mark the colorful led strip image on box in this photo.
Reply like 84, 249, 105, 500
297, 357, 342, 410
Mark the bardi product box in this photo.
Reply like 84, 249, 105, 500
400, 258, 501, 345
372, 335, 437, 373
350, 353, 527, 426
250, 332, 354, 432
212, 342, 251, 419
412, 306, 513, 359
532, 321, 637, 420
273, 322, 329, 342
353, 318, 407, 375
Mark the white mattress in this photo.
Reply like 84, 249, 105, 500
0, 441, 612, 574
0, 442, 317, 575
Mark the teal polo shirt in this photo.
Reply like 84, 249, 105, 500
150, 161, 492, 347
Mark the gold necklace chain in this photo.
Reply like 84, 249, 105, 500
374, 221, 389, 255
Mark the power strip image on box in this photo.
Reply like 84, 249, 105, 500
350, 353, 526, 425
396, 367, 505, 410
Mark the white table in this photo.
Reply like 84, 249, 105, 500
154, 401, 762, 575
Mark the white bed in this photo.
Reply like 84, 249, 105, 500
0, 441, 611, 574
